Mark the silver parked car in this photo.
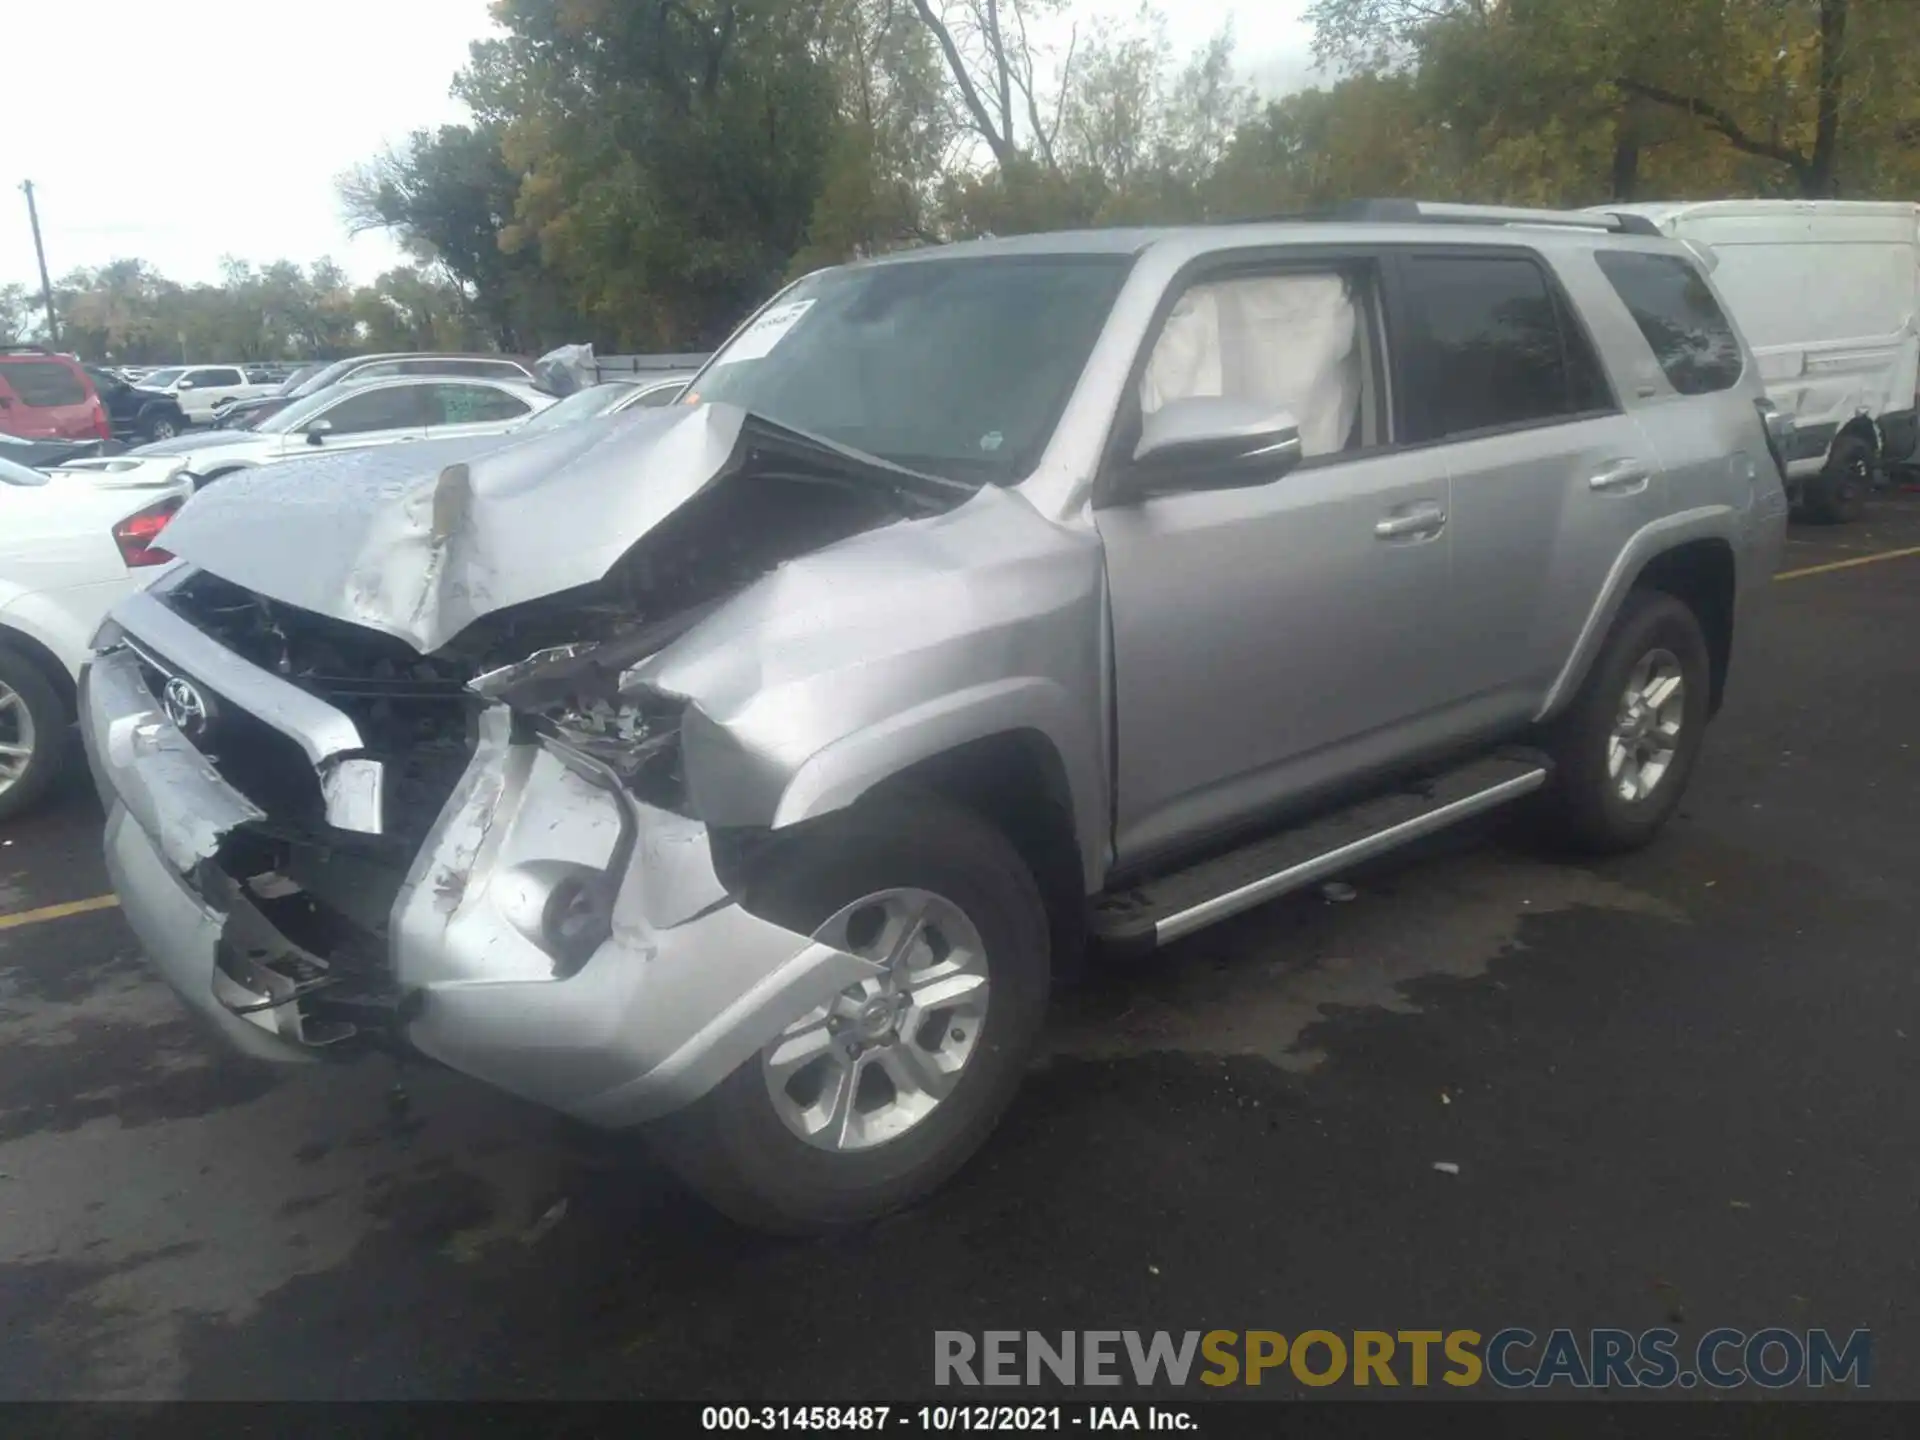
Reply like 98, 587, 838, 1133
114, 376, 557, 486
81, 202, 1787, 1231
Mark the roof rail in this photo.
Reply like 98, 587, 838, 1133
1325, 199, 1663, 236
0, 344, 52, 355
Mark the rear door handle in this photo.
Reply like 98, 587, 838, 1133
1589, 459, 1652, 494
1374, 502, 1447, 540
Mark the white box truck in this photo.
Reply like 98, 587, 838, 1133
1603, 200, 1919, 523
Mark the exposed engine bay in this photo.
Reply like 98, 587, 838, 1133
135, 420, 965, 1049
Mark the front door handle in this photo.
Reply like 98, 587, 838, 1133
1375, 502, 1447, 540
1589, 459, 1652, 494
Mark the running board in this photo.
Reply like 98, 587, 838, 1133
1092, 751, 1551, 953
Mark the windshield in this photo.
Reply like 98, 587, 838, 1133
280, 361, 330, 396
690, 254, 1132, 483
517, 382, 640, 435
288, 358, 359, 397
139, 368, 185, 388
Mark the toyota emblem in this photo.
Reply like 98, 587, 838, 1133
162, 676, 212, 739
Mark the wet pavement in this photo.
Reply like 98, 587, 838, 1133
2, 501, 1917, 1400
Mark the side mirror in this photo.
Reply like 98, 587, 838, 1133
1111, 397, 1305, 503
176, 378, 195, 390
304, 418, 333, 446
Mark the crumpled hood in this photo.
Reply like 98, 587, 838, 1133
159, 405, 754, 654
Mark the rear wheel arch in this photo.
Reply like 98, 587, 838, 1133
1630, 539, 1736, 715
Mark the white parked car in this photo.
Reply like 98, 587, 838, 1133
132, 364, 277, 425
115, 375, 559, 486
0, 453, 193, 820
1603, 200, 1920, 522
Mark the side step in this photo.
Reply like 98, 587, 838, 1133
1091, 750, 1552, 953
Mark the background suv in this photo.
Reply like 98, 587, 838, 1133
0, 347, 111, 446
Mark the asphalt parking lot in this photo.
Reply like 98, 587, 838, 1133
3, 500, 1918, 1401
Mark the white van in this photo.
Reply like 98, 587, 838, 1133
1602, 200, 1920, 522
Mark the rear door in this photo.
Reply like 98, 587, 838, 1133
1393, 247, 1656, 725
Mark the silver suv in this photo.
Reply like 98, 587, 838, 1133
81, 202, 1786, 1231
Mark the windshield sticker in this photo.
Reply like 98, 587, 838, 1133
713, 299, 815, 364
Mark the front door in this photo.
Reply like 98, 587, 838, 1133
1096, 257, 1458, 873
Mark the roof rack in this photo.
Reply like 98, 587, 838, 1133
1325, 199, 1663, 236
0, 344, 53, 355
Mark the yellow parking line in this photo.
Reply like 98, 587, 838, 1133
0, 894, 121, 933
1776, 545, 1920, 582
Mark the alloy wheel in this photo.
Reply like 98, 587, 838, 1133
1607, 648, 1684, 803
0, 679, 36, 798
761, 887, 991, 1153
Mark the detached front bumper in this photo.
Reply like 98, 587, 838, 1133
83, 636, 877, 1127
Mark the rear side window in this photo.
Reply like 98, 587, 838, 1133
426, 383, 530, 423
0, 360, 88, 407
1400, 254, 1612, 441
1595, 250, 1744, 395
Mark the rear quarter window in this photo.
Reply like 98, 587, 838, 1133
1595, 250, 1745, 395
0, 359, 88, 407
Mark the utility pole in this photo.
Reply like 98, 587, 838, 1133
20, 181, 58, 347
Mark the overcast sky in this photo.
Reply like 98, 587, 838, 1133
2, 0, 1316, 294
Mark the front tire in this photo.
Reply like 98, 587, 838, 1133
648, 791, 1051, 1233
0, 647, 69, 824
1537, 590, 1711, 855
140, 411, 179, 443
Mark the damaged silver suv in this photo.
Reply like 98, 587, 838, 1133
83, 202, 1787, 1231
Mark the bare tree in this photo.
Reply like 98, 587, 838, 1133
906, 0, 1073, 168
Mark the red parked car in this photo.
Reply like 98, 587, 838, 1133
0, 347, 112, 444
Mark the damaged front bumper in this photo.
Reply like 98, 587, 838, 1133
83, 638, 880, 1127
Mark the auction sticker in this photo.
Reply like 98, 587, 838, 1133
715, 299, 815, 364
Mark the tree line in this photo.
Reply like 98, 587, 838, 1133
0, 259, 488, 364
11, 0, 1915, 363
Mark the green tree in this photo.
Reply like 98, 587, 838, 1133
456, 0, 844, 347
340, 122, 574, 349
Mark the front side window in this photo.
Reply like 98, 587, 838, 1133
1595, 250, 1744, 395
691, 254, 1134, 484
1401, 254, 1608, 441
1141, 269, 1378, 460
312, 384, 431, 435
185, 367, 243, 387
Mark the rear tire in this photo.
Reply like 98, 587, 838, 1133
647, 791, 1051, 1234
0, 647, 69, 824
1536, 590, 1711, 856
1801, 433, 1872, 524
